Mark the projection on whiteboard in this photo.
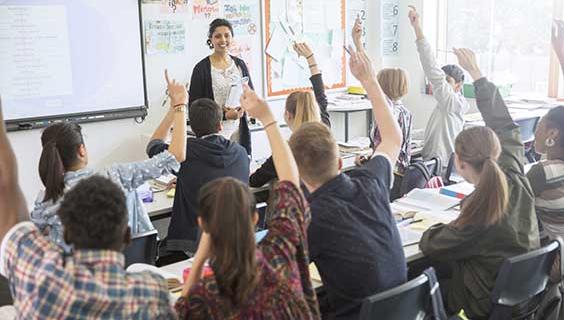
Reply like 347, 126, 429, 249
0, 0, 146, 122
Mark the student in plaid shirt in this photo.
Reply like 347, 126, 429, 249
0, 100, 175, 319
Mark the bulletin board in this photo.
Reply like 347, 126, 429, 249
263, 0, 347, 97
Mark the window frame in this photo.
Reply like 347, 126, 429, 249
424, 0, 564, 98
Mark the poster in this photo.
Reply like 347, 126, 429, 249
144, 20, 186, 55
160, 0, 190, 14
192, 0, 221, 20
381, 0, 400, 56
223, 0, 259, 36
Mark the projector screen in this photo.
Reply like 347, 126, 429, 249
0, 0, 146, 125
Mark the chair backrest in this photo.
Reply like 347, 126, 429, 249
359, 267, 446, 320
399, 158, 441, 197
443, 153, 457, 185
491, 240, 560, 308
123, 229, 158, 267
516, 117, 539, 144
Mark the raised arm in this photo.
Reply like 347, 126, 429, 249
409, 6, 458, 109
0, 98, 28, 242
293, 42, 330, 127
240, 85, 300, 187
349, 46, 402, 162
352, 16, 364, 52
454, 48, 524, 171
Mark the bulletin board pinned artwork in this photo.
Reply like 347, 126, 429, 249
264, 0, 347, 97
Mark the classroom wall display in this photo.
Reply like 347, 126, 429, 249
381, 0, 400, 56
264, 0, 347, 97
0, 0, 147, 129
145, 20, 187, 55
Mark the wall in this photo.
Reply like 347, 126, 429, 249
9, 0, 446, 206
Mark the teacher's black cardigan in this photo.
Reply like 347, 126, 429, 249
188, 55, 253, 156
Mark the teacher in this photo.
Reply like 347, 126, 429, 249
189, 18, 253, 156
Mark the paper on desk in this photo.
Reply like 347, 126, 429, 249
395, 188, 460, 212
127, 263, 182, 282
409, 210, 459, 232
398, 227, 422, 246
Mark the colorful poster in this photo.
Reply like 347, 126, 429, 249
192, 0, 221, 20
144, 20, 186, 55
223, 0, 258, 36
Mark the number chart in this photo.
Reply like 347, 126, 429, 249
381, 0, 400, 56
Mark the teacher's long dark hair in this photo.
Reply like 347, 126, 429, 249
38, 123, 84, 202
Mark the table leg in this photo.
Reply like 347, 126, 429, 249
344, 112, 349, 142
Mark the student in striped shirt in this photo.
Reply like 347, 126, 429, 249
527, 106, 564, 241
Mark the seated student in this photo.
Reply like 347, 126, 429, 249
249, 41, 330, 188
527, 106, 564, 241
408, 6, 469, 168
352, 18, 413, 184
527, 22, 564, 241
30, 71, 186, 250
289, 47, 407, 319
147, 98, 249, 256
419, 48, 540, 318
0, 103, 175, 318
174, 85, 320, 319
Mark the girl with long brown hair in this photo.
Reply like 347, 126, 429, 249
174, 85, 320, 319
419, 48, 539, 319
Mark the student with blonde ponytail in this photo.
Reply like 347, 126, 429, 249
249, 41, 330, 188
419, 48, 539, 319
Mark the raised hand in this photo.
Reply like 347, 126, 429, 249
453, 48, 483, 80
352, 17, 363, 50
408, 5, 420, 28
293, 42, 313, 59
348, 45, 376, 84
240, 84, 273, 124
165, 69, 188, 106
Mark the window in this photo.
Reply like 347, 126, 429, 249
425, 0, 563, 97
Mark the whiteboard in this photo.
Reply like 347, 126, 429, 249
0, 0, 147, 127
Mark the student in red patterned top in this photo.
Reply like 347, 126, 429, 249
174, 84, 320, 319
0, 100, 175, 319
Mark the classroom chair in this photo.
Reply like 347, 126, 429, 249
396, 157, 442, 199
359, 267, 448, 320
489, 238, 562, 319
123, 229, 158, 267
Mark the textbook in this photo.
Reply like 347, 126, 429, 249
439, 182, 474, 200
395, 188, 461, 212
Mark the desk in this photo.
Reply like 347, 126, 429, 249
328, 103, 373, 142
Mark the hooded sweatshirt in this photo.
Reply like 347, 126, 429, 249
146, 135, 250, 253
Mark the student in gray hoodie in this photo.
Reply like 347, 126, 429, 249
408, 6, 469, 168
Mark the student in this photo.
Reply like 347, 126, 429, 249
0, 101, 175, 318
352, 18, 413, 181
30, 71, 186, 250
419, 48, 540, 318
408, 6, 469, 167
527, 21, 564, 241
147, 98, 249, 256
249, 41, 330, 188
189, 18, 253, 155
289, 47, 406, 319
174, 85, 320, 319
